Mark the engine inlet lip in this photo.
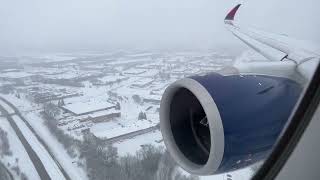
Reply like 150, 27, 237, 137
160, 77, 225, 175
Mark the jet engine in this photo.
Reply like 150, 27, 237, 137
160, 73, 302, 175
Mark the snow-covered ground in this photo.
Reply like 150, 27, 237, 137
23, 113, 88, 180
0, 117, 40, 180
11, 115, 66, 180
1, 94, 88, 180
0, 100, 15, 114
0, 51, 245, 179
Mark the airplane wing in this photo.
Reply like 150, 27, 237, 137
225, 4, 320, 80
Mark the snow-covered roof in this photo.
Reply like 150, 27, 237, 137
132, 78, 154, 86
90, 120, 155, 139
62, 101, 115, 115
123, 69, 146, 75
88, 109, 120, 118
144, 94, 161, 101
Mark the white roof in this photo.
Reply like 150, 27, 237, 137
63, 101, 114, 115
88, 109, 120, 118
144, 94, 161, 101
123, 69, 146, 74
132, 78, 154, 86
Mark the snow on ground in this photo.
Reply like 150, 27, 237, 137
0, 95, 88, 180
1, 94, 38, 113
0, 71, 33, 78
43, 70, 82, 79
107, 57, 150, 65
23, 112, 88, 180
114, 130, 163, 156
137, 69, 159, 77
115, 84, 150, 97
0, 117, 41, 180
11, 115, 66, 180
0, 51, 237, 179
40, 54, 77, 63
0, 100, 15, 114
0, 80, 15, 86
126, 53, 154, 57
65, 86, 110, 104
98, 75, 127, 83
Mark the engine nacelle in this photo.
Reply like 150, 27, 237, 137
160, 73, 302, 175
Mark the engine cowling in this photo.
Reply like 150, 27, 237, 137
160, 73, 302, 175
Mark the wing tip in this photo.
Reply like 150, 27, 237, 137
224, 4, 241, 21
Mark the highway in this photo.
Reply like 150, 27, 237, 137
0, 96, 70, 180
0, 95, 161, 179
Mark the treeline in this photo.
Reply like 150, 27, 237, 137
0, 127, 12, 157
79, 134, 198, 180
42, 102, 198, 180
35, 78, 84, 87
0, 161, 11, 180
42, 103, 80, 157
0, 128, 28, 180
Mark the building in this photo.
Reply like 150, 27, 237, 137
61, 101, 116, 116
131, 78, 154, 88
143, 95, 161, 104
79, 109, 121, 123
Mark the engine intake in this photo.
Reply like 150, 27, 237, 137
160, 73, 302, 175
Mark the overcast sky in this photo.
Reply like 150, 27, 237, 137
0, 0, 319, 54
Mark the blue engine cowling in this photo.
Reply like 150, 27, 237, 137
160, 73, 302, 175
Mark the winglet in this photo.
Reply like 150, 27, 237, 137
225, 4, 241, 21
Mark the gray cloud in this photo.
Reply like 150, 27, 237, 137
0, 0, 319, 54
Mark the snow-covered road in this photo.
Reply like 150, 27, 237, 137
12, 115, 67, 180
0, 97, 69, 180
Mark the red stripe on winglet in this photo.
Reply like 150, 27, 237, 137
225, 4, 241, 21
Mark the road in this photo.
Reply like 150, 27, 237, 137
0, 104, 52, 179
0, 161, 14, 180
0, 95, 160, 179
102, 124, 160, 145
0, 96, 70, 180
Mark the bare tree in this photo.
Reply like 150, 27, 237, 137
132, 95, 142, 104
21, 172, 29, 180
0, 128, 12, 156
